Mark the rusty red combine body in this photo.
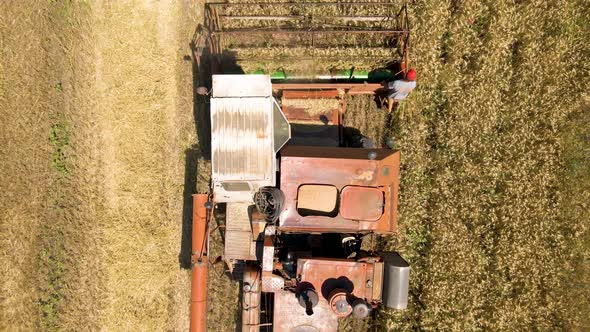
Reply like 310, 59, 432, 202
278, 146, 400, 234
190, 77, 411, 331
190, 2, 411, 331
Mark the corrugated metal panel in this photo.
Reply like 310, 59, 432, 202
212, 75, 271, 98
211, 97, 273, 181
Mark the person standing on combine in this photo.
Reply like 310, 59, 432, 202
384, 68, 417, 113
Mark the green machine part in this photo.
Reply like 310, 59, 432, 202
250, 68, 395, 82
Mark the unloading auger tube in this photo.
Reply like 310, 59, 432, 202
190, 194, 212, 332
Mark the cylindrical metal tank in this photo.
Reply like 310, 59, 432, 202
381, 252, 410, 310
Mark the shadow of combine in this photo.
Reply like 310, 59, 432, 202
179, 22, 246, 331
180, 24, 220, 269
179, 25, 212, 269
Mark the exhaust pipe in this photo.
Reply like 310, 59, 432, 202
190, 194, 210, 332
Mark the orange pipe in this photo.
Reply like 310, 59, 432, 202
190, 194, 209, 332
192, 194, 208, 256
191, 262, 208, 332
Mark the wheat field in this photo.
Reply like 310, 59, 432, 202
376, 1, 590, 330
1, 1, 202, 330
1, 0, 589, 331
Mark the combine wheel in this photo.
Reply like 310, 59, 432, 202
242, 264, 262, 332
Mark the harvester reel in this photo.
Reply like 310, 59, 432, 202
201, 2, 411, 74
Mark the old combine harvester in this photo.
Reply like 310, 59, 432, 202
190, 2, 411, 331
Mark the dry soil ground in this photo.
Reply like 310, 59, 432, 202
1, 1, 590, 332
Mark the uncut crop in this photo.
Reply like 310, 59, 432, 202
371, 0, 590, 331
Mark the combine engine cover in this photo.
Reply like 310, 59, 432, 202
210, 74, 290, 203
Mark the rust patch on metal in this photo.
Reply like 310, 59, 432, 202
297, 259, 372, 301
372, 262, 384, 301
242, 265, 262, 332
282, 90, 340, 99
340, 186, 383, 221
281, 106, 335, 123
354, 170, 375, 182
262, 235, 275, 272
